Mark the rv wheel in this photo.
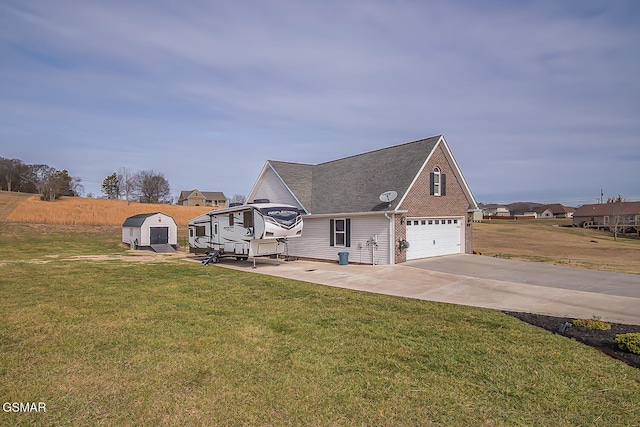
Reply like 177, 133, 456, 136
236, 257, 248, 261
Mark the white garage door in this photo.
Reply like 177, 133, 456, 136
406, 217, 463, 260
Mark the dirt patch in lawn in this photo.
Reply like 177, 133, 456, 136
506, 311, 640, 369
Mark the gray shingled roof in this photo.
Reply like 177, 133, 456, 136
269, 136, 441, 214
122, 212, 161, 227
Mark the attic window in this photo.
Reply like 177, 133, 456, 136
430, 167, 446, 196
433, 168, 440, 196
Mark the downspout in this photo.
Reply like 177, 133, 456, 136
384, 211, 394, 265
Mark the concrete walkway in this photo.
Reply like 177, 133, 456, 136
209, 256, 640, 325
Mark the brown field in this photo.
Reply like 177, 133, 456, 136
1, 191, 212, 238
473, 219, 640, 274
4, 192, 211, 225
0, 190, 33, 219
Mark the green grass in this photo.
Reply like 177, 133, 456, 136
0, 222, 126, 260
1, 224, 640, 426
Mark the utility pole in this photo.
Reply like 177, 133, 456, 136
600, 189, 603, 204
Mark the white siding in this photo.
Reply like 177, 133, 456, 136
286, 215, 392, 265
122, 213, 177, 246
122, 226, 142, 246
251, 167, 302, 209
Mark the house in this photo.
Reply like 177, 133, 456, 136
572, 202, 640, 233
482, 204, 510, 217
178, 190, 227, 208
122, 212, 178, 251
247, 135, 479, 264
536, 204, 575, 219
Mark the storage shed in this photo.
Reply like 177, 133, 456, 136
122, 212, 177, 251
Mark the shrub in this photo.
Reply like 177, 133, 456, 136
616, 333, 640, 355
573, 318, 611, 331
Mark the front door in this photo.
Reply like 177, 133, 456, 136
150, 227, 169, 245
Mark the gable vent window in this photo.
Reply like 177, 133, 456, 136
329, 219, 351, 247
430, 167, 446, 196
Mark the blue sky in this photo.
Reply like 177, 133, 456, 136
1, 0, 638, 205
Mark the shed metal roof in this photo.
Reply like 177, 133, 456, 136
122, 212, 171, 227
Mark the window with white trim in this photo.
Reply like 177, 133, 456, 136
335, 219, 346, 246
430, 167, 446, 196
330, 219, 351, 247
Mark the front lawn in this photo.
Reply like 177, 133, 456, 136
1, 225, 639, 425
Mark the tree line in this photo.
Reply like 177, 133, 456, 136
0, 157, 82, 200
101, 168, 171, 204
1, 157, 172, 204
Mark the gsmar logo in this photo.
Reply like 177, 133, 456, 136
3, 402, 47, 413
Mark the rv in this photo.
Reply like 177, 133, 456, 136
188, 201, 303, 261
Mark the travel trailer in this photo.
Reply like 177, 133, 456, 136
188, 201, 303, 262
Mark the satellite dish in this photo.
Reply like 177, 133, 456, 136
379, 190, 398, 204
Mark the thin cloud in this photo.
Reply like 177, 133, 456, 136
0, 0, 638, 203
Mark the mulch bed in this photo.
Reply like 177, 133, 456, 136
505, 311, 640, 369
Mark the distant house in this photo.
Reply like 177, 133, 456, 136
573, 202, 640, 233
122, 212, 177, 251
536, 204, 575, 219
482, 204, 510, 217
247, 135, 479, 264
178, 190, 227, 208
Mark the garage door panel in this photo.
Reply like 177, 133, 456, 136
406, 217, 462, 260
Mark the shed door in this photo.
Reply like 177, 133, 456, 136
150, 227, 169, 245
406, 217, 462, 259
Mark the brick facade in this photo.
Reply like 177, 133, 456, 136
396, 142, 474, 263
394, 215, 407, 264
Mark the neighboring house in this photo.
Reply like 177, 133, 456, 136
535, 206, 554, 219
178, 190, 227, 208
247, 135, 479, 265
122, 212, 178, 251
572, 202, 640, 231
482, 204, 510, 217
536, 204, 575, 219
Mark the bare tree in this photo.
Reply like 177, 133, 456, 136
69, 175, 84, 197
118, 167, 136, 205
607, 194, 627, 241
229, 194, 247, 205
27, 165, 64, 201
0, 157, 28, 192
136, 170, 170, 204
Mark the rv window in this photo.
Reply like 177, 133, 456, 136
195, 226, 206, 237
229, 213, 234, 226
189, 229, 193, 237
243, 211, 253, 228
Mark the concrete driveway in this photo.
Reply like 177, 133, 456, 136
209, 254, 640, 325
405, 255, 640, 298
